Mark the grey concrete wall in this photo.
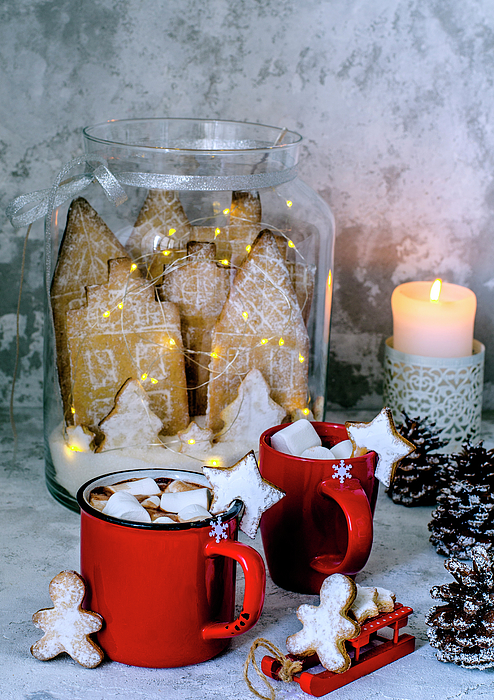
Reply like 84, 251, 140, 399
1, 0, 494, 412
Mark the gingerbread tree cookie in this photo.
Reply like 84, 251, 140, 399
215, 368, 287, 444
125, 189, 193, 281
50, 197, 129, 423
31, 571, 104, 668
286, 574, 360, 673
66, 257, 189, 434
158, 241, 230, 416
97, 378, 163, 451
206, 229, 310, 432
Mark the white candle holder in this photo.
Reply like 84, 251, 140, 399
383, 337, 485, 452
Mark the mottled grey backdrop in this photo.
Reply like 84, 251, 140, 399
1, 0, 494, 413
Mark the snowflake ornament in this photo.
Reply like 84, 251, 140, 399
209, 516, 229, 543
332, 460, 353, 484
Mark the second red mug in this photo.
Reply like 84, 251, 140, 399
259, 422, 378, 594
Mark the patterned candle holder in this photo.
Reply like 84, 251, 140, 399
383, 337, 485, 452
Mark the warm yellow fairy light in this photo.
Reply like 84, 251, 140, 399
103, 310, 110, 318
68, 444, 82, 452
286, 200, 293, 208
70, 406, 75, 415
288, 240, 295, 248
299, 353, 305, 363
221, 259, 229, 266
118, 302, 123, 309
215, 228, 221, 237
188, 438, 196, 445
210, 460, 219, 467
223, 208, 230, 216
279, 337, 285, 346
163, 250, 171, 256
168, 228, 176, 236
245, 244, 251, 253
430, 278, 442, 302
302, 408, 310, 416
130, 263, 137, 272
169, 338, 176, 346
210, 351, 219, 359
141, 373, 148, 381
150, 378, 158, 384
261, 338, 268, 345
242, 311, 249, 320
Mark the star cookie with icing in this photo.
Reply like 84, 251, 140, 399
203, 451, 285, 538
31, 570, 104, 668
286, 574, 360, 673
346, 407, 415, 487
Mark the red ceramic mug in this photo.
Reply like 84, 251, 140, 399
77, 468, 266, 668
259, 422, 378, 594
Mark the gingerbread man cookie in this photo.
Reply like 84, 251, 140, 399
31, 570, 104, 668
286, 574, 360, 673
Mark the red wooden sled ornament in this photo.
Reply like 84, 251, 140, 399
261, 603, 415, 697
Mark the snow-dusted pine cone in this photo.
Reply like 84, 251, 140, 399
428, 442, 494, 559
387, 413, 448, 507
426, 546, 494, 668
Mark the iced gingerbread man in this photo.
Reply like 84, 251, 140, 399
31, 570, 104, 668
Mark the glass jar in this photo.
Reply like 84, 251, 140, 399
44, 118, 335, 511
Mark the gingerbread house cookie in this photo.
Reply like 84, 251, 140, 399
206, 229, 310, 432
66, 257, 189, 434
50, 197, 129, 423
158, 241, 230, 416
219, 190, 262, 268
126, 189, 193, 281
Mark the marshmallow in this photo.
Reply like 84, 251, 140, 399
300, 445, 335, 460
178, 504, 211, 522
329, 440, 353, 459
160, 488, 210, 513
152, 516, 175, 524
270, 419, 321, 456
141, 496, 161, 508
110, 477, 161, 497
166, 479, 202, 493
103, 491, 151, 523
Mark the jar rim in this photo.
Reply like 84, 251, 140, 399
82, 117, 303, 154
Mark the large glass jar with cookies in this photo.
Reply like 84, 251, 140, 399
44, 118, 335, 510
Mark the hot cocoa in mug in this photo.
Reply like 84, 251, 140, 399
77, 468, 266, 668
259, 422, 378, 595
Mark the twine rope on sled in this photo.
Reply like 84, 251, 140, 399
244, 637, 303, 700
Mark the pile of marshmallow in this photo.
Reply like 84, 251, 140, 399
271, 419, 353, 460
92, 477, 211, 524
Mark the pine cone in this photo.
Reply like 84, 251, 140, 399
426, 546, 494, 668
387, 413, 448, 507
429, 442, 494, 559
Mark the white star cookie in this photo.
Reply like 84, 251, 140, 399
203, 451, 285, 538
31, 571, 104, 668
286, 574, 360, 673
346, 407, 415, 487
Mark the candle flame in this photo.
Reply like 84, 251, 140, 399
430, 278, 442, 302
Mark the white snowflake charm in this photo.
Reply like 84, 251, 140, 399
332, 460, 353, 484
209, 516, 229, 543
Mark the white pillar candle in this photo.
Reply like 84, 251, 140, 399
391, 280, 476, 358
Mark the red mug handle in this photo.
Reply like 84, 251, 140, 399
201, 539, 266, 640
310, 477, 374, 576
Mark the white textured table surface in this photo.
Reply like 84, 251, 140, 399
1, 409, 494, 700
